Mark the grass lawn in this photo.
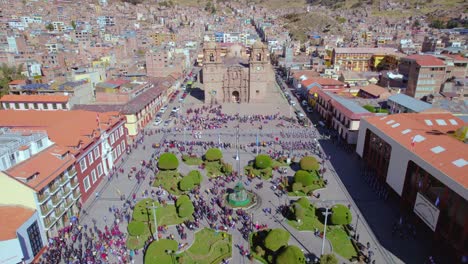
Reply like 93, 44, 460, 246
327, 227, 358, 260
178, 228, 232, 264
286, 205, 324, 232
157, 203, 193, 226
244, 165, 273, 179
271, 159, 289, 168
205, 161, 224, 178
144, 239, 179, 264
153, 170, 185, 195
182, 155, 203, 166
126, 222, 154, 250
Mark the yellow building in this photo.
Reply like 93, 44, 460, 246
150, 33, 176, 45
0, 172, 36, 210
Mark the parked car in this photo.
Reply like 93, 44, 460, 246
172, 106, 180, 112
159, 106, 167, 113
306, 107, 313, 113
153, 118, 163, 126
302, 100, 308, 106
296, 111, 305, 118
164, 120, 171, 126
289, 100, 296, 106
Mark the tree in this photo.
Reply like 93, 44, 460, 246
45, 23, 54, 31
255, 154, 272, 169
296, 197, 310, 208
429, 20, 445, 29
294, 170, 314, 187
330, 204, 352, 225
158, 153, 179, 170
179, 175, 195, 191
275, 245, 306, 264
320, 253, 338, 264
446, 20, 459, 29
293, 203, 305, 222
0, 63, 25, 97
299, 156, 319, 171
187, 170, 202, 185
71, 20, 76, 30
264, 229, 290, 252
205, 148, 222, 161
177, 198, 194, 218
176, 195, 190, 207
127, 221, 145, 237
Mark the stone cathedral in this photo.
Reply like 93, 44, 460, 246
201, 41, 276, 104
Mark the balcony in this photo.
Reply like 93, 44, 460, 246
41, 205, 53, 216
49, 183, 60, 194
37, 192, 50, 204
44, 216, 56, 229
65, 198, 74, 208
51, 196, 62, 207
70, 179, 79, 189
63, 186, 72, 196
67, 167, 77, 178
54, 207, 65, 217
60, 176, 69, 186
73, 191, 81, 200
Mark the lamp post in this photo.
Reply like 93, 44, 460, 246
321, 203, 332, 256
146, 201, 158, 241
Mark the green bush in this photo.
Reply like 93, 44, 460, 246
299, 156, 319, 172
221, 162, 233, 174
275, 245, 306, 264
294, 170, 314, 187
158, 153, 179, 170
264, 229, 290, 252
293, 203, 305, 222
255, 154, 272, 169
179, 175, 195, 191
187, 170, 202, 185
296, 197, 310, 208
177, 200, 194, 218
176, 195, 190, 207
127, 221, 145, 236
205, 148, 223, 161
330, 204, 352, 225
320, 253, 338, 264
292, 182, 303, 192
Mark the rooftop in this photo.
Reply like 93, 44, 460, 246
0, 94, 70, 103
403, 54, 446, 67
388, 93, 433, 112
0, 205, 35, 241
365, 113, 468, 191
0, 128, 48, 160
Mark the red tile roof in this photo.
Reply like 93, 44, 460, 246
0, 94, 70, 103
0, 205, 35, 240
365, 113, 468, 188
308, 77, 345, 87
8, 80, 26, 85
404, 55, 445, 66
6, 145, 76, 191
0, 110, 124, 155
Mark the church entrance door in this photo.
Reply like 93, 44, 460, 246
232, 91, 240, 103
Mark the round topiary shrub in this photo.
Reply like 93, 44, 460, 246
127, 221, 145, 237
264, 228, 290, 252
293, 203, 305, 222
255, 154, 272, 169
299, 156, 319, 172
205, 148, 223, 161
296, 197, 310, 208
187, 170, 202, 185
176, 195, 190, 207
158, 153, 179, 170
177, 200, 195, 218
330, 204, 352, 225
294, 170, 314, 187
275, 245, 306, 264
179, 175, 195, 191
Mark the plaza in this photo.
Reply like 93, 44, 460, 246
38, 74, 431, 264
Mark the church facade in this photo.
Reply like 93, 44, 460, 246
201, 41, 275, 104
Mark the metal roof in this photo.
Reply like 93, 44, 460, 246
388, 93, 433, 112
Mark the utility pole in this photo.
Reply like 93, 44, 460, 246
147, 201, 158, 241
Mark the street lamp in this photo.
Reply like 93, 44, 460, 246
321, 203, 332, 256
146, 201, 158, 241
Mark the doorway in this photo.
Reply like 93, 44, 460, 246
232, 91, 240, 103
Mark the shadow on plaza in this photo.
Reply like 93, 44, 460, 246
189, 87, 205, 102
315, 136, 432, 264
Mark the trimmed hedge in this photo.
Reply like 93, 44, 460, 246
264, 229, 290, 252
179, 175, 195, 191
330, 204, 352, 225
320, 253, 338, 264
255, 154, 272, 169
275, 245, 306, 264
293, 203, 305, 222
127, 221, 145, 236
299, 156, 319, 172
205, 148, 223, 161
176, 195, 190, 207
158, 153, 179, 170
296, 197, 310, 208
177, 200, 195, 218
187, 170, 202, 185
294, 170, 314, 187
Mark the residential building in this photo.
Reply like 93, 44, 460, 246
421, 36, 445, 53
0, 95, 71, 111
399, 55, 446, 99
356, 113, 467, 262
150, 33, 176, 45
332, 47, 398, 72
315, 90, 376, 144
387, 93, 433, 114
357, 84, 392, 99
0, 206, 46, 263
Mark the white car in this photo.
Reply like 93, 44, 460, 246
289, 100, 296, 106
153, 118, 163, 126
164, 120, 171, 126
302, 100, 308, 106
172, 106, 180, 112
159, 106, 167, 113
296, 111, 305, 118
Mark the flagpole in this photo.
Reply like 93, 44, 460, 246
256, 131, 259, 154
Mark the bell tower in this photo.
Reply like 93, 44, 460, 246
202, 42, 223, 104
249, 41, 269, 102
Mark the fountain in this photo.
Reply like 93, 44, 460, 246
227, 182, 255, 207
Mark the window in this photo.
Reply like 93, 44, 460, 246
33, 103, 38, 109
91, 169, 97, 183
43, 103, 48, 109
37, 139, 43, 149
52, 103, 57, 110
110, 133, 115, 144
61, 103, 66, 109
97, 163, 103, 176
88, 152, 93, 164
79, 159, 87, 172
111, 149, 116, 161
119, 126, 124, 137
94, 147, 100, 158
83, 176, 90, 192
24, 103, 29, 109
27, 221, 43, 256
114, 131, 119, 140
121, 141, 125, 152
117, 145, 121, 157
14, 103, 19, 109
